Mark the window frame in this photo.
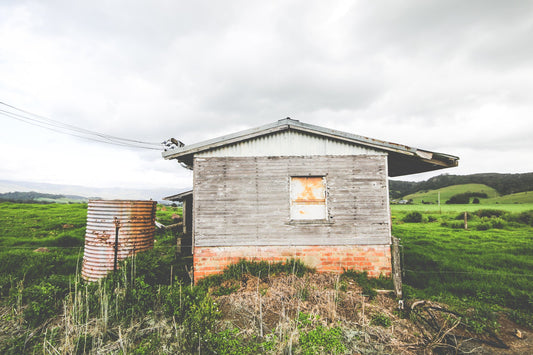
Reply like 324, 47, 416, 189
289, 175, 329, 223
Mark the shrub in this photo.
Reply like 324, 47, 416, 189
22, 281, 63, 327
476, 222, 491, 231
515, 210, 533, 226
455, 212, 472, 220
446, 192, 488, 204
490, 217, 506, 229
446, 194, 470, 204
371, 312, 392, 327
297, 313, 346, 355
448, 221, 465, 229
475, 209, 505, 218
403, 212, 423, 223
427, 215, 437, 222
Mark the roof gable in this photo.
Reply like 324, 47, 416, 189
162, 118, 459, 177
195, 129, 386, 158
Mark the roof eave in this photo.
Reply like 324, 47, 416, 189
162, 118, 459, 175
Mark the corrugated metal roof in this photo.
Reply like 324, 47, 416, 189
163, 189, 193, 201
162, 118, 459, 177
196, 130, 386, 158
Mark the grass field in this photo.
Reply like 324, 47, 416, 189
0, 202, 182, 298
1, 201, 532, 353
402, 184, 533, 205
391, 204, 533, 329
403, 183, 499, 204
484, 191, 533, 204
392, 203, 533, 214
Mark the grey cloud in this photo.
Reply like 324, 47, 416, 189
1, 0, 533, 188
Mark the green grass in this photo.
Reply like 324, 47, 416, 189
0, 202, 87, 247
155, 204, 182, 225
2, 201, 532, 352
0, 202, 88, 298
403, 183, 499, 204
0, 202, 183, 298
391, 204, 533, 328
484, 191, 533, 204
392, 203, 533, 214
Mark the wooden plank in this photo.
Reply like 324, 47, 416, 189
391, 236, 403, 298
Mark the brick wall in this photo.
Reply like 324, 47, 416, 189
194, 245, 391, 280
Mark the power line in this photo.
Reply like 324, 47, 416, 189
0, 101, 163, 150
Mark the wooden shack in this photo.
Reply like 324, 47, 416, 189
163, 118, 458, 280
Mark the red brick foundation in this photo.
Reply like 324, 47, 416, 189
193, 245, 391, 280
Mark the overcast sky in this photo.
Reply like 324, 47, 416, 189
1, 0, 532, 192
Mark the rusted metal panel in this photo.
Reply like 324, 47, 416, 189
290, 176, 327, 220
82, 200, 156, 282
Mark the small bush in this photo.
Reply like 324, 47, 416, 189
371, 312, 392, 327
515, 210, 533, 226
446, 194, 470, 204
475, 209, 505, 218
403, 212, 423, 223
448, 221, 465, 229
297, 313, 346, 354
427, 215, 437, 222
490, 217, 506, 229
476, 222, 491, 231
455, 212, 472, 221
22, 281, 63, 327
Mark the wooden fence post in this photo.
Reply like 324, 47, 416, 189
391, 236, 403, 299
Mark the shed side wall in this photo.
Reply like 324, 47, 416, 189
193, 155, 390, 247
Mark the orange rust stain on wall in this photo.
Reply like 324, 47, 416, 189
294, 177, 325, 203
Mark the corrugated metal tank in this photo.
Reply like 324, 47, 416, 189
82, 200, 156, 281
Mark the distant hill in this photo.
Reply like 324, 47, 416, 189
390, 172, 533, 199
0, 191, 88, 203
484, 191, 533, 204
0, 179, 188, 202
402, 184, 499, 204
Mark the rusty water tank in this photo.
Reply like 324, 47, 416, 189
82, 200, 157, 281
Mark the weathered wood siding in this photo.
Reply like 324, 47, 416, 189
193, 155, 391, 247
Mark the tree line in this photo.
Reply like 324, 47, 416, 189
389, 172, 533, 199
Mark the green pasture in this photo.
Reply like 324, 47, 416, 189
392, 203, 533, 214
391, 204, 533, 328
484, 191, 533, 204
0, 202, 87, 297
0, 202, 182, 298
0, 200, 532, 353
403, 183, 499, 204
401, 183, 533, 205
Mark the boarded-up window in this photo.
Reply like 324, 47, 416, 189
290, 176, 327, 220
